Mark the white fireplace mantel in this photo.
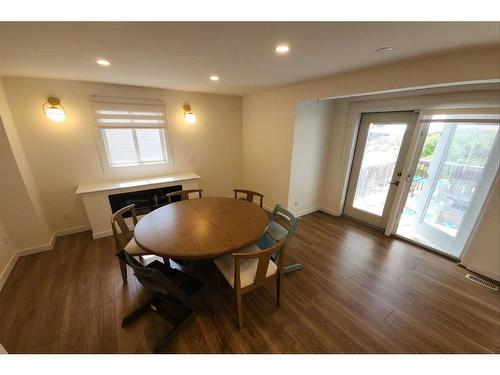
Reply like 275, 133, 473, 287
76, 172, 201, 238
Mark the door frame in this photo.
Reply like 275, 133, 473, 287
337, 100, 424, 219
343, 111, 419, 229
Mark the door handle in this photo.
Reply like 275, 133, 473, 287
386, 180, 400, 186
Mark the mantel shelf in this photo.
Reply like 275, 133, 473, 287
75, 172, 201, 195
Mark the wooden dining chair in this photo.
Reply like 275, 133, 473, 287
117, 251, 203, 352
111, 204, 153, 283
214, 239, 286, 328
166, 189, 203, 204
233, 189, 264, 207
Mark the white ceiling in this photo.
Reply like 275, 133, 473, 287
0, 22, 498, 95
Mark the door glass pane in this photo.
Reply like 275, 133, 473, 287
353, 123, 407, 216
397, 122, 499, 256
397, 123, 444, 244
422, 124, 498, 236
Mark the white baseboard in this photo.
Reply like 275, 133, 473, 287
319, 207, 340, 216
262, 204, 273, 212
0, 225, 90, 291
0, 251, 20, 291
263, 204, 335, 218
461, 263, 500, 282
93, 230, 112, 239
16, 234, 56, 257
54, 225, 90, 237
293, 207, 321, 217
262, 204, 316, 216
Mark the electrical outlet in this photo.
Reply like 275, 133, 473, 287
294, 201, 299, 207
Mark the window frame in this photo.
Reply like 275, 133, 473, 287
90, 96, 173, 170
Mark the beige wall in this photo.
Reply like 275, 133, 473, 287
321, 98, 351, 214
0, 215, 15, 288
242, 46, 500, 210
0, 120, 52, 249
461, 177, 500, 281
287, 99, 335, 215
242, 91, 297, 211
2, 77, 243, 232
0, 80, 51, 253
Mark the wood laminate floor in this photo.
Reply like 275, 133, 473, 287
0, 212, 499, 353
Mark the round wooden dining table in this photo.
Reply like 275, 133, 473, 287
134, 197, 270, 260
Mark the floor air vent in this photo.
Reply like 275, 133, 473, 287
465, 274, 499, 291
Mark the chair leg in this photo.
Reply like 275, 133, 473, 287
153, 310, 196, 353
122, 296, 158, 327
283, 263, 304, 274
119, 257, 128, 283
235, 290, 243, 328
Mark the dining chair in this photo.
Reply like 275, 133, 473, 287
111, 204, 154, 283
257, 204, 302, 273
214, 239, 286, 328
166, 189, 203, 204
233, 189, 264, 207
117, 250, 203, 352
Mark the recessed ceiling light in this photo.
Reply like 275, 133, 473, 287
210, 75, 220, 81
375, 47, 393, 53
275, 44, 290, 54
96, 59, 111, 66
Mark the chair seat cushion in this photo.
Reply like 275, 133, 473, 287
267, 221, 288, 240
214, 244, 277, 289
124, 237, 148, 255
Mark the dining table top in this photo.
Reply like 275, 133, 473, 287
133, 197, 270, 260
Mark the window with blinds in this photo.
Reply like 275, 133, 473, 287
91, 96, 169, 167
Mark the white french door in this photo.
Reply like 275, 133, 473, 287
398, 119, 499, 257
343, 112, 418, 229
344, 107, 499, 259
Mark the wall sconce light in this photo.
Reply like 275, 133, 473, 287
183, 104, 197, 124
43, 97, 66, 122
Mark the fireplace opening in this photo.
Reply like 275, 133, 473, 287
108, 184, 182, 217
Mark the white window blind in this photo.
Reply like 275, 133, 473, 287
91, 96, 169, 167
417, 108, 500, 124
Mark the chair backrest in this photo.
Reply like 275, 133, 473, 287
233, 239, 286, 290
118, 251, 192, 307
233, 189, 264, 207
119, 251, 171, 295
270, 204, 300, 240
111, 204, 138, 251
166, 189, 203, 204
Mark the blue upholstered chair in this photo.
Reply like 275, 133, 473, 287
257, 204, 302, 273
